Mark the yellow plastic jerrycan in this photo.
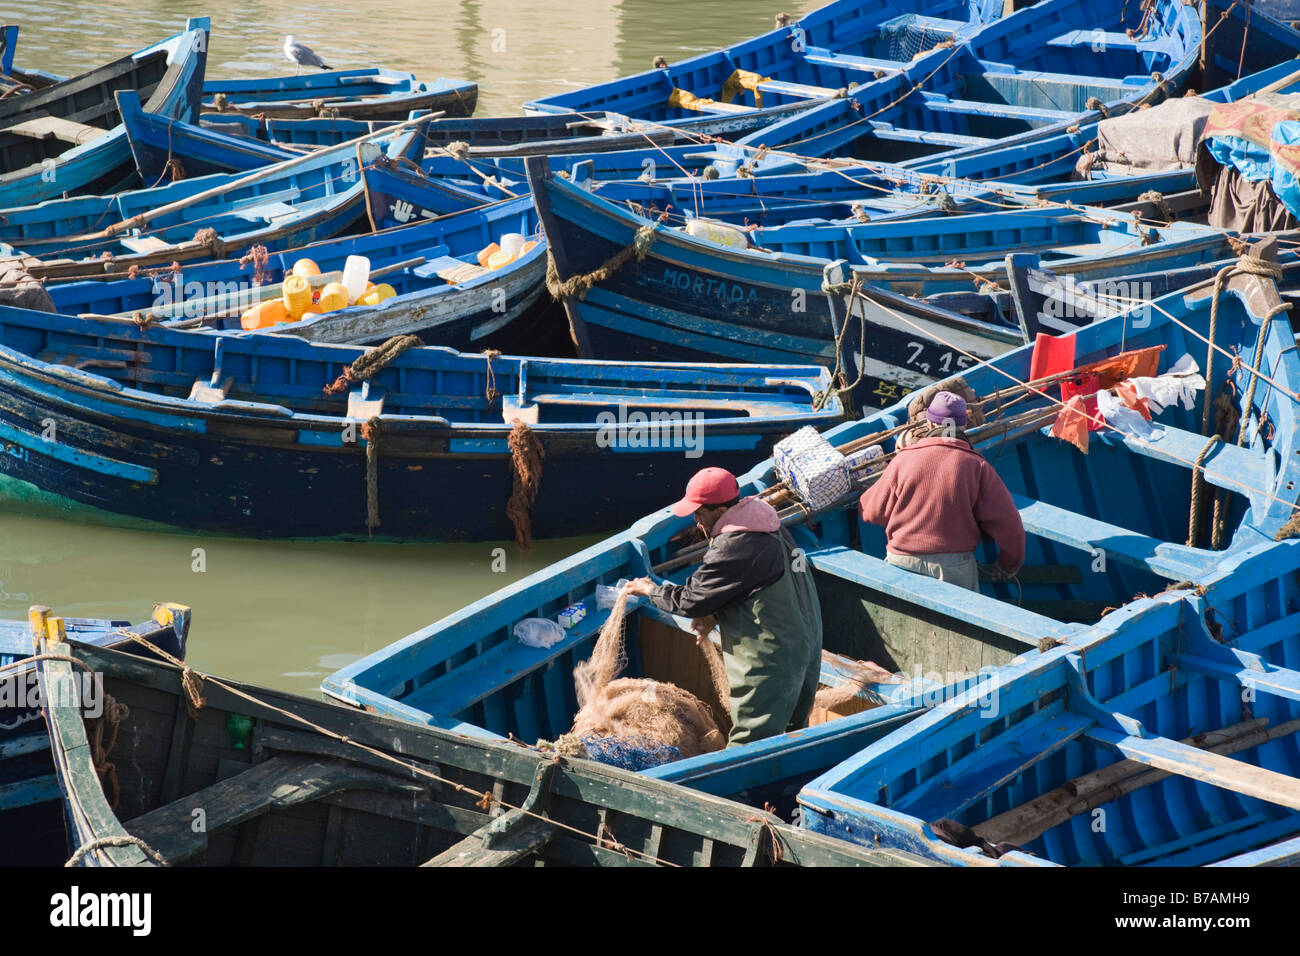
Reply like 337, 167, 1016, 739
316, 282, 350, 313
359, 283, 397, 306
282, 274, 313, 319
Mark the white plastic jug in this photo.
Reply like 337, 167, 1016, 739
684, 218, 749, 249
341, 255, 371, 304
499, 233, 526, 258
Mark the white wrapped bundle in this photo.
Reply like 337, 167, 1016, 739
845, 444, 885, 486
773, 427, 852, 510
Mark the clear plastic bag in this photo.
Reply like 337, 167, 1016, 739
514, 617, 566, 649
595, 578, 632, 609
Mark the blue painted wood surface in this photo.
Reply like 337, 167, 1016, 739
323, 262, 1300, 827
0, 605, 188, 866
0, 304, 843, 539
0, 19, 210, 208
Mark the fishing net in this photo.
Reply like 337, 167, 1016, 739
577, 735, 683, 771
877, 16, 956, 62
566, 591, 727, 763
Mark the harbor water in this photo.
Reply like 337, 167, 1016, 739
0, 0, 816, 693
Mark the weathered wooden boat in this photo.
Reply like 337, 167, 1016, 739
529, 157, 1247, 411
39, 636, 925, 867
120, 89, 310, 184
0, 306, 843, 539
524, 0, 1001, 127
202, 69, 478, 121
0, 122, 431, 283
0, 24, 60, 96
527, 0, 1205, 171
324, 260, 1300, 808
123, 193, 548, 351
798, 539, 1300, 866
1, 604, 188, 866
0, 30, 177, 130
124, 101, 699, 183
897, 0, 1300, 183
0, 19, 209, 208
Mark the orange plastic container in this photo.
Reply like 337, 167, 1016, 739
240, 299, 290, 331
291, 258, 321, 279
282, 274, 313, 319
476, 242, 500, 267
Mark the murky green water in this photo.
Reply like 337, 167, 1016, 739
0, 0, 815, 692
2, 0, 818, 116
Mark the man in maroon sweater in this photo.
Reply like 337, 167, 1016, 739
859, 391, 1025, 591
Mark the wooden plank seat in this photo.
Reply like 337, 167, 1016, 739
412, 255, 489, 284
865, 124, 995, 148
1011, 493, 1219, 580
807, 545, 1083, 646
1085, 726, 1300, 811
126, 754, 423, 864
801, 47, 909, 76
1047, 29, 1174, 53
754, 79, 845, 101
3, 114, 109, 146
404, 607, 611, 718
921, 95, 1078, 124
1093, 423, 1274, 511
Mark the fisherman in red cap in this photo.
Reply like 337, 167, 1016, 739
624, 466, 823, 746
859, 390, 1025, 590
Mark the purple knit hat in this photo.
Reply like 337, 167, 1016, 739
925, 390, 968, 427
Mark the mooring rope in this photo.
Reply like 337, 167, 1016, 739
506, 419, 544, 549
323, 334, 423, 395
545, 224, 657, 301
66, 835, 168, 868
362, 416, 382, 533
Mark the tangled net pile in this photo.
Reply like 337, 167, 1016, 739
552, 591, 726, 770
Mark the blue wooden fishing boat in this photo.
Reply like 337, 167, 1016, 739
523, 0, 1002, 127
38, 637, 926, 867
202, 69, 478, 121
123, 101, 697, 183
526, 0, 1202, 167
528, 157, 1243, 411
0, 306, 844, 539
0, 603, 189, 866
798, 539, 1300, 866
0, 19, 210, 209
323, 260, 1300, 812
119, 89, 307, 184
0, 122, 431, 283
0, 25, 98, 93
103, 193, 549, 351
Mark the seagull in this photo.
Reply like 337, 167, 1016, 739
283, 35, 333, 74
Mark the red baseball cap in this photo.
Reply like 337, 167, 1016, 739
670, 467, 740, 516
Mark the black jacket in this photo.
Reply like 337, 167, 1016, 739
649, 527, 794, 619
